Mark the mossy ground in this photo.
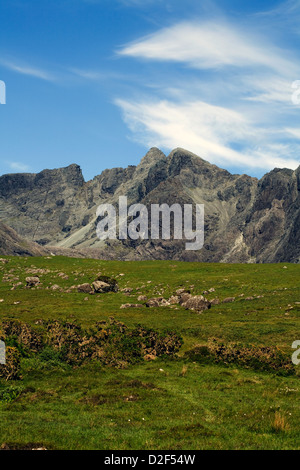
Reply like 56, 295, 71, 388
0, 256, 299, 449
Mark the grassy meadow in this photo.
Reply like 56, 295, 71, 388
0, 256, 299, 450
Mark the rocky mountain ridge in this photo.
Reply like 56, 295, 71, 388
0, 148, 299, 263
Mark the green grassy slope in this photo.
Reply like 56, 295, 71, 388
0, 256, 299, 450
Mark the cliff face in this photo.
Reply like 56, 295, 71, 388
0, 148, 299, 262
0, 221, 49, 256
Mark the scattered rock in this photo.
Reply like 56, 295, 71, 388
26, 268, 50, 275
50, 284, 61, 291
77, 283, 93, 294
138, 295, 147, 301
0, 442, 47, 450
11, 282, 23, 290
180, 295, 211, 312
92, 281, 112, 293
124, 394, 139, 402
120, 303, 144, 309
146, 297, 169, 307
222, 297, 236, 303
178, 293, 192, 304
57, 272, 69, 280
176, 288, 187, 295
25, 276, 40, 287
168, 295, 180, 305
94, 275, 119, 292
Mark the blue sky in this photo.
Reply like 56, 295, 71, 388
0, 0, 300, 180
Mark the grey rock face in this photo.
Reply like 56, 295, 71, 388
0, 148, 299, 263
0, 221, 49, 256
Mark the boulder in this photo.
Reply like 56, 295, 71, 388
92, 281, 112, 293
77, 283, 93, 294
50, 284, 61, 291
121, 287, 133, 293
168, 295, 180, 305
178, 293, 192, 304
146, 297, 169, 307
176, 288, 188, 295
181, 295, 211, 312
138, 295, 147, 301
94, 275, 119, 292
25, 276, 40, 287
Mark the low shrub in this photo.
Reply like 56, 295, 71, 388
0, 384, 24, 403
0, 346, 22, 380
1, 320, 43, 354
185, 338, 295, 375
0, 319, 183, 376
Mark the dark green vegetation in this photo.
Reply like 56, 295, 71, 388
0, 256, 299, 450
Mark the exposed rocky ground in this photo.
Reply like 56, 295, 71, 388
0, 221, 49, 257
0, 147, 299, 262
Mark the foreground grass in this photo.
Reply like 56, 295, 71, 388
0, 256, 299, 449
1, 361, 299, 450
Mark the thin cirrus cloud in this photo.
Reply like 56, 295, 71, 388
118, 20, 298, 76
115, 98, 300, 171
116, 19, 300, 172
0, 59, 55, 81
242, 76, 296, 104
6, 161, 30, 172
285, 128, 300, 139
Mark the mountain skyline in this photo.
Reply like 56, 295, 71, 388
1, 147, 299, 263
0, 0, 300, 181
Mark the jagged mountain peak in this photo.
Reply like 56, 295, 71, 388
168, 147, 207, 161
137, 147, 166, 169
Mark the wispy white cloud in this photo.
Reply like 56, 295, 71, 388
285, 128, 300, 139
257, 0, 300, 17
6, 161, 30, 172
0, 59, 55, 81
118, 20, 298, 76
69, 67, 108, 80
115, 14, 300, 172
115, 97, 300, 171
242, 76, 296, 104
69, 67, 130, 82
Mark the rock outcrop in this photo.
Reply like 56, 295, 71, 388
0, 221, 49, 256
